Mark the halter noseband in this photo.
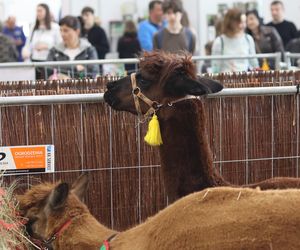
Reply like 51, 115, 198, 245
131, 73, 199, 122
30, 218, 73, 250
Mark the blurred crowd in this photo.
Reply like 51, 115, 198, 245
0, 0, 299, 77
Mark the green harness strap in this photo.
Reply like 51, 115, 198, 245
100, 233, 118, 250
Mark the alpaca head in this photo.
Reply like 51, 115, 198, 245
104, 51, 223, 116
17, 174, 89, 242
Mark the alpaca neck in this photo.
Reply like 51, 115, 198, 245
158, 100, 228, 201
52, 211, 117, 249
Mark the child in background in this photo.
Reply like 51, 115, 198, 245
117, 20, 141, 73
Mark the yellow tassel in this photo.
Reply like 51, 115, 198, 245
261, 58, 270, 71
144, 114, 163, 146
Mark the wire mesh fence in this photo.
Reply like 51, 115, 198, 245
1, 70, 300, 231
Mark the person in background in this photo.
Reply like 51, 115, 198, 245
201, 19, 223, 73
286, 32, 300, 67
81, 6, 109, 60
181, 9, 190, 28
153, 0, 196, 54
211, 8, 258, 73
138, 0, 164, 51
168, 0, 189, 28
286, 33, 300, 53
77, 15, 85, 37
201, 42, 213, 73
23, 3, 61, 62
214, 18, 223, 37
0, 22, 18, 62
117, 20, 141, 73
47, 16, 99, 78
266, 1, 297, 48
3, 16, 26, 62
168, 0, 198, 52
246, 9, 284, 69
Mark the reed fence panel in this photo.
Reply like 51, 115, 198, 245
2, 71, 300, 230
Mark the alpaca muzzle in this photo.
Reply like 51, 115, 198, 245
28, 218, 72, 250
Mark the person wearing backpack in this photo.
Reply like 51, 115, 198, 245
153, 0, 195, 54
212, 8, 258, 73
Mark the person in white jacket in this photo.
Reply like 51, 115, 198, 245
211, 8, 259, 73
23, 3, 61, 62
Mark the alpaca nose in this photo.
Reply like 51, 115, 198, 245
25, 218, 36, 236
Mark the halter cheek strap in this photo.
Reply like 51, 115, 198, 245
131, 73, 162, 121
131, 73, 142, 116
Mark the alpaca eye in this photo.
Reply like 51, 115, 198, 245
139, 79, 151, 88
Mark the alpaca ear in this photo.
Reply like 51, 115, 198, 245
171, 75, 223, 96
48, 183, 69, 210
196, 76, 223, 94
71, 173, 89, 201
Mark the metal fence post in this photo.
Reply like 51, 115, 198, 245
275, 52, 281, 70
285, 52, 291, 69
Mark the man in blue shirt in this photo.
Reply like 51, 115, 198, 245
138, 1, 165, 51
3, 16, 26, 62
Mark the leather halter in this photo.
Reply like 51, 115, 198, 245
131, 73, 162, 122
30, 219, 73, 250
131, 73, 198, 122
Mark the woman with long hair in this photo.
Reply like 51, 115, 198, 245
246, 9, 284, 69
212, 8, 258, 73
23, 3, 61, 62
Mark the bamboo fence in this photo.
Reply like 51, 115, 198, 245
2, 70, 300, 231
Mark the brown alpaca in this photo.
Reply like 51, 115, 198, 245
104, 51, 300, 203
18, 174, 300, 250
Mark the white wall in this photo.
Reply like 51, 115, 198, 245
62, 0, 147, 32
0, 0, 62, 36
1, 0, 61, 22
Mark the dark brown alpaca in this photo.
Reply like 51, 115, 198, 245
104, 51, 300, 203
18, 174, 300, 250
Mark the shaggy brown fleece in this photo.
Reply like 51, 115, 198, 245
19, 180, 300, 250
120, 187, 300, 249
104, 51, 300, 203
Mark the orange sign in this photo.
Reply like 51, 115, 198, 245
0, 145, 54, 174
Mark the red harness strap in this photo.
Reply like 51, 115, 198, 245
54, 219, 72, 238
30, 219, 73, 250
102, 240, 110, 250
